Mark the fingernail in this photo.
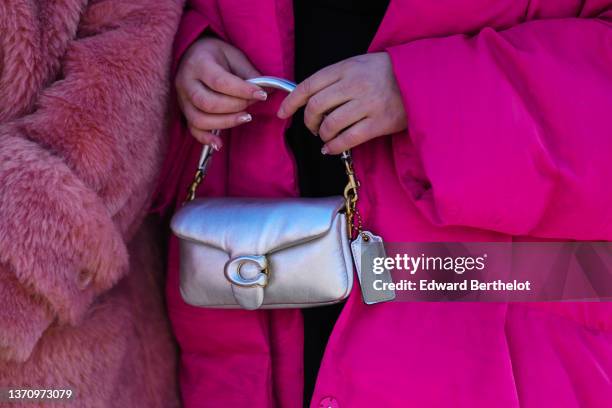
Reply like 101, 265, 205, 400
253, 90, 267, 101
238, 114, 252, 123
277, 107, 286, 119
321, 146, 328, 155
211, 142, 221, 151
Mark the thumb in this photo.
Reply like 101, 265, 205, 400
225, 46, 262, 80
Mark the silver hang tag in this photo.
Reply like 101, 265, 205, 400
351, 231, 396, 305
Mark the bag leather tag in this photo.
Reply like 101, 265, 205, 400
351, 231, 396, 305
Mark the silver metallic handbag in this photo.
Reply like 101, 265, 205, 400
171, 77, 364, 310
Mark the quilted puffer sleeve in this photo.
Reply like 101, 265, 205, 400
386, 1, 612, 239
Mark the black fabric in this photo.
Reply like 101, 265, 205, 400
287, 0, 389, 198
286, 1, 389, 405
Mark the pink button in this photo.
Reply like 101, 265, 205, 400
318, 396, 339, 408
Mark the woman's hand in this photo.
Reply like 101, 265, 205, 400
176, 37, 268, 150
278, 52, 406, 155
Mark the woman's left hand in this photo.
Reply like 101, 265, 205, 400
277, 52, 407, 155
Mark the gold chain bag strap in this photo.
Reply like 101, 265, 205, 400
171, 77, 371, 310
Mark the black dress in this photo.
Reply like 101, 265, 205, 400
286, 0, 389, 404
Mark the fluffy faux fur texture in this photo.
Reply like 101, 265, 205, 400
0, 0, 183, 406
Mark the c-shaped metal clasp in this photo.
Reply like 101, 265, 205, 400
224, 255, 269, 287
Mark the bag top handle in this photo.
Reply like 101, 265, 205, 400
184, 76, 362, 238
248, 76, 297, 93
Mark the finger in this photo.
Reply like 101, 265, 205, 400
318, 100, 367, 142
302, 83, 353, 135
188, 82, 251, 114
183, 102, 252, 131
321, 118, 374, 155
189, 127, 224, 151
200, 62, 267, 101
277, 64, 342, 119
224, 46, 262, 80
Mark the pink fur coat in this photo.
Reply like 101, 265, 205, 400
0, 0, 183, 406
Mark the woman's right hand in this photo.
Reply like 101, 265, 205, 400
176, 37, 268, 150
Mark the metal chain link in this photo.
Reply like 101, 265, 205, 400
184, 144, 214, 202
340, 151, 366, 240
186, 169, 204, 202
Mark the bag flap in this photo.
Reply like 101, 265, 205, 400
171, 196, 345, 256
